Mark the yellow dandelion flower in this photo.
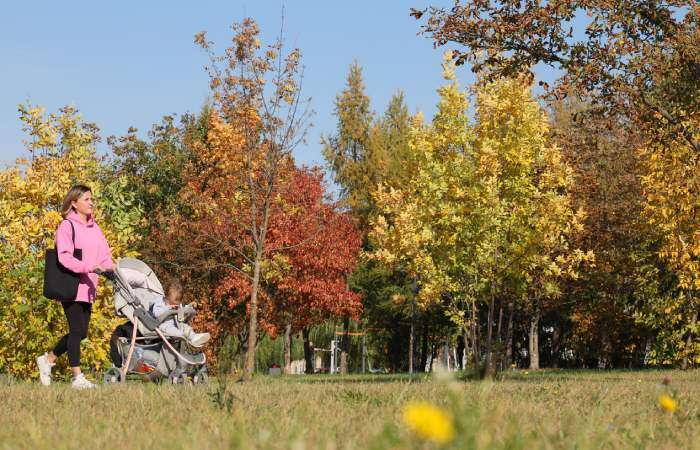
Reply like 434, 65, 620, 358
659, 394, 677, 413
402, 401, 455, 444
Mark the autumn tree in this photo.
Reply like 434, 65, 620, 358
547, 96, 658, 368
185, 18, 311, 380
322, 62, 423, 372
630, 13, 700, 368
263, 167, 363, 373
0, 105, 142, 378
323, 63, 416, 226
415, 0, 699, 369
639, 130, 700, 368
371, 55, 586, 376
413, 1, 699, 153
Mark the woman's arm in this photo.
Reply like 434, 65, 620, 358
56, 221, 89, 274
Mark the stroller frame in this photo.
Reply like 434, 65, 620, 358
103, 258, 207, 384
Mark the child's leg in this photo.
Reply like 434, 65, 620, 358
181, 323, 210, 347
158, 319, 184, 338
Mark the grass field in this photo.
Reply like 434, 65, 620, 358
1, 369, 698, 449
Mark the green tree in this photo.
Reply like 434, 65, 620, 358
322, 62, 376, 226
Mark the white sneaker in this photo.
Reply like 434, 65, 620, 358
36, 353, 55, 386
71, 373, 96, 390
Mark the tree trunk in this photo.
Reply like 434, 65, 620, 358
496, 299, 504, 371
234, 330, 248, 374
484, 290, 496, 378
598, 327, 611, 369
444, 340, 451, 369
283, 321, 292, 374
471, 298, 480, 370
497, 300, 504, 341
551, 323, 561, 369
456, 333, 465, 370
361, 333, 366, 373
529, 301, 541, 370
420, 321, 429, 372
463, 332, 470, 369
505, 301, 515, 368
340, 317, 349, 374
302, 328, 314, 374
409, 277, 418, 373
243, 253, 263, 381
681, 310, 698, 370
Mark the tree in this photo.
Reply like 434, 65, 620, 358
0, 104, 142, 378
322, 63, 420, 373
413, 1, 700, 153
108, 109, 210, 228
371, 55, 587, 377
640, 133, 700, 367
263, 167, 363, 373
322, 62, 375, 226
549, 96, 656, 368
188, 19, 311, 380
415, 0, 699, 370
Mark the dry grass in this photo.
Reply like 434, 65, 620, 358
0, 369, 698, 449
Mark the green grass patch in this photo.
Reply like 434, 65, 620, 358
0, 369, 697, 449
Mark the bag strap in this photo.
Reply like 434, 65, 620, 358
58, 219, 77, 247
68, 220, 75, 245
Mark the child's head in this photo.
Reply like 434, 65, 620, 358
166, 279, 184, 305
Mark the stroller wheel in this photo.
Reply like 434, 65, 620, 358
193, 367, 208, 385
170, 373, 189, 385
103, 367, 123, 384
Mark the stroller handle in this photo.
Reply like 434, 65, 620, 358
99, 270, 117, 282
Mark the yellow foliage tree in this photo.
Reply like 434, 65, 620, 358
640, 129, 700, 366
0, 104, 142, 378
371, 55, 588, 376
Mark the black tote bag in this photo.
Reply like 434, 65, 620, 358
43, 220, 83, 301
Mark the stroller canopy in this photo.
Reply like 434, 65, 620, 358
116, 258, 164, 295
113, 258, 165, 336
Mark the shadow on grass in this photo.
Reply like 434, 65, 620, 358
251, 367, 687, 385
272, 373, 430, 384
490, 367, 685, 384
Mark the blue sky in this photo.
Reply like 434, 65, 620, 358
0, 1, 560, 169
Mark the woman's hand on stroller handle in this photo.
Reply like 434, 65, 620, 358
97, 268, 116, 281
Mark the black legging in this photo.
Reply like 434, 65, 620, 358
52, 301, 92, 367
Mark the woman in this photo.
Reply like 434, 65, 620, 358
36, 185, 113, 389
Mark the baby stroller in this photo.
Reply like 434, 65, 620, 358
102, 258, 208, 385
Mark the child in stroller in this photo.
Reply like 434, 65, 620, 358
109, 277, 210, 367
149, 279, 210, 347
104, 258, 209, 384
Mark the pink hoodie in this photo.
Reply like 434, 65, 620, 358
55, 210, 113, 303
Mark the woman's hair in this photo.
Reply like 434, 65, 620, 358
60, 184, 92, 218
